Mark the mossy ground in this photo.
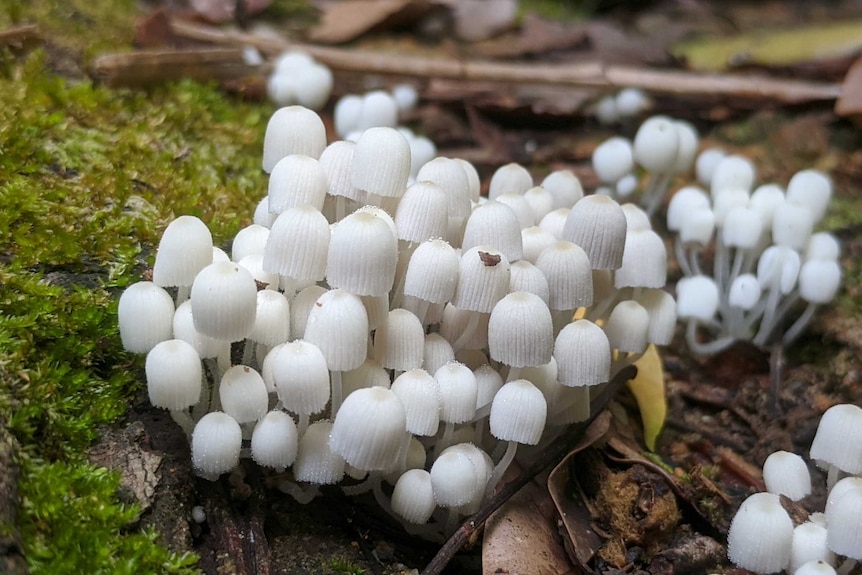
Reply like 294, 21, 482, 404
0, 0, 279, 569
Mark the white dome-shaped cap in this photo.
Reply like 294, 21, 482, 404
416, 157, 472, 222
327, 209, 398, 297
825, 480, 862, 559
119, 281, 175, 353
172, 300, 226, 359
403, 239, 460, 305
423, 333, 456, 374
390, 369, 441, 437
795, 561, 838, 575
676, 275, 719, 321
805, 232, 841, 262
489, 379, 547, 445
289, 284, 327, 341
810, 403, 862, 474
374, 309, 425, 371
488, 291, 553, 368
293, 420, 345, 485
268, 340, 330, 416
535, 241, 593, 310
762, 450, 811, 501
474, 363, 504, 410
523, 186, 555, 223
251, 410, 298, 470
329, 387, 408, 471
592, 136, 634, 184
334, 94, 362, 138
672, 120, 699, 174
430, 444, 489, 508
757, 245, 801, 295
508, 260, 550, 304
553, 319, 611, 387
521, 226, 557, 265
267, 154, 328, 215
351, 127, 411, 200
638, 288, 677, 346
219, 365, 269, 424
231, 224, 270, 262
790, 522, 834, 574
249, 289, 290, 346
726, 274, 761, 312
604, 300, 650, 354
434, 361, 478, 424
461, 200, 523, 262
727, 492, 793, 574
787, 169, 832, 223
262, 105, 326, 172
633, 115, 679, 173
191, 411, 242, 480
562, 194, 627, 270
798, 259, 841, 305
394, 181, 448, 243
710, 155, 756, 197
190, 261, 258, 342
152, 215, 213, 288
357, 90, 399, 131
452, 246, 511, 314
489, 162, 532, 200
541, 170, 583, 210
695, 148, 725, 187
145, 339, 202, 410
263, 204, 330, 283
392, 469, 436, 525
666, 186, 710, 232
303, 289, 369, 371
614, 228, 667, 289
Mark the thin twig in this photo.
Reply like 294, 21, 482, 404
420, 366, 636, 575
170, 18, 841, 105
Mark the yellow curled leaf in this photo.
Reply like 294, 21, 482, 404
626, 344, 666, 451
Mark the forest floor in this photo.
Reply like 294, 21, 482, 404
2, 0, 862, 574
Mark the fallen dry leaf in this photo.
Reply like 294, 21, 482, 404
836, 55, 862, 126
482, 463, 573, 575
476, 14, 588, 59
309, 0, 440, 44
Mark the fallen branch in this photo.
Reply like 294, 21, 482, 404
90, 48, 255, 88
170, 18, 841, 105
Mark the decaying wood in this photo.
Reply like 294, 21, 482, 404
170, 19, 841, 105
90, 48, 257, 88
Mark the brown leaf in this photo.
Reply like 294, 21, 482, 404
477, 15, 588, 59
836, 55, 862, 125
482, 463, 574, 575
548, 452, 601, 572
309, 0, 441, 44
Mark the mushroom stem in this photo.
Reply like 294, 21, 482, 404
331, 370, 343, 416
685, 319, 736, 356
487, 440, 518, 495
278, 480, 319, 504
170, 409, 195, 437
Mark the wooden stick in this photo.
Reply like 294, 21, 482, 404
170, 19, 841, 105
90, 48, 256, 87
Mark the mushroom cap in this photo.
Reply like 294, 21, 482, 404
810, 403, 862, 474
489, 379, 547, 445
146, 339, 202, 411
727, 492, 793, 573
191, 412, 242, 480
251, 410, 299, 470
329, 387, 407, 471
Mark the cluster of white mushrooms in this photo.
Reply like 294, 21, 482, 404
118, 103, 680, 538
118, 93, 847, 554
726, 403, 862, 575
591, 117, 840, 356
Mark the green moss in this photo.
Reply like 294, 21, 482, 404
330, 557, 367, 575
0, 48, 274, 572
20, 461, 198, 574
1, 0, 136, 63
